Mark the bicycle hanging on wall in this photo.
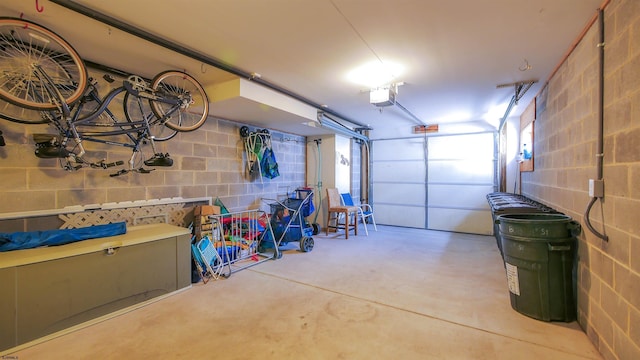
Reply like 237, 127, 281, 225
0, 17, 210, 176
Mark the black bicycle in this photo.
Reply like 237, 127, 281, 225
0, 17, 209, 175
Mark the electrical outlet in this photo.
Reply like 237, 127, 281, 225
589, 179, 604, 198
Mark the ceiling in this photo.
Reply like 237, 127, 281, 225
1, 0, 603, 139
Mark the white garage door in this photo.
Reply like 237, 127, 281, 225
371, 132, 496, 235
371, 138, 427, 228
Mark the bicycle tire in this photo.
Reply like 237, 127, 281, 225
123, 91, 177, 141
149, 70, 209, 132
0, 98, 52, 124
0, 17, 88, 111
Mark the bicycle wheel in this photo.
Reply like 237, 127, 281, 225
0, 98, 52, 124
150, 70, 209, 132
0, 17, 88, 110
124, 91, 177, 141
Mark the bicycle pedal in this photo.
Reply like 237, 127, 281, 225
103, 74, 115, 83
144, 154, 173, 167
63, 163, 83, 171
110, 169, 129, 177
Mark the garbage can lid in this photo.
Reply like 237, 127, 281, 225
496, 213, 573, 222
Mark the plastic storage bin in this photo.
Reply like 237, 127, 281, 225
496, 213, 580, 322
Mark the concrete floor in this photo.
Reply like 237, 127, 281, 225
9, 225, 602, 359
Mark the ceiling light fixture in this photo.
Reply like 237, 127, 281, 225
347, 60, 405, 88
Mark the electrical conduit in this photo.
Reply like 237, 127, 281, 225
583, 8, 608, 242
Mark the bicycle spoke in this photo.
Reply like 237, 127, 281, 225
150, 71, 209, 132
0, 17, 87, 111
124, 91, 177, 141
0, 98, 52, 124
0, 18, 201, 173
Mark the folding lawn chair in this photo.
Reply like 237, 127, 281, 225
195, 236, 224, 282
340, 192, 377, 235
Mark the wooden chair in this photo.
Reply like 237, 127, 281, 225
326, 188, 358, 239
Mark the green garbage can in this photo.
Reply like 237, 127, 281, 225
496, 213, 580, 322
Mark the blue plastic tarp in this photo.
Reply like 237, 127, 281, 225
0, 222, 127, 252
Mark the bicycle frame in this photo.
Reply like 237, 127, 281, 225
34, 70, 182, 175
0, 17, 209, 176
65, 86, 155, 169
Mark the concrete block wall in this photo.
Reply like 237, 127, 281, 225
0, 70, 307, 220
521, 1, 640, 358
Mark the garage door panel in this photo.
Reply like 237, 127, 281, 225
428, 184, 494, 208
428, 160, 494, 183
372, 132, 496, 235
372, 183, 425, 206
373, 139, 425, 161
428, 133, 494, 159
373, 161, 425, 182
428, 208, 493, 235
376, 204, 425, 228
